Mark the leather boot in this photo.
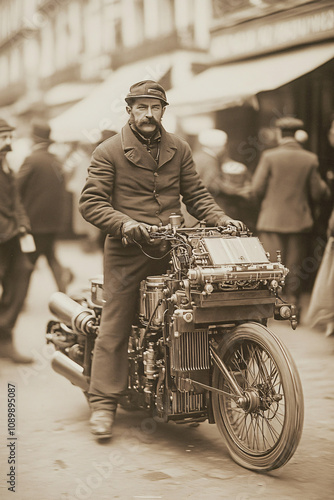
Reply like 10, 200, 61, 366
0, 339, 33, 364
90, 409, 115, 440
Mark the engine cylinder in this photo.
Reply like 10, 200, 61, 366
140, 276, 167, 326
49, 292, 96, 334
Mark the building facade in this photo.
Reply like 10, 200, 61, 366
170, 0, 334, 177
0, 0, 212, 123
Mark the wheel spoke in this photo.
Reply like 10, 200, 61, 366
212, 324, 303, 470
219, 339, 287, 453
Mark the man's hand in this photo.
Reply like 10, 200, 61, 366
121, 220, 151, 244
227, 219, 247, 231
216, 216, 247, 232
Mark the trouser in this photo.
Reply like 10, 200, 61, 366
258, 231, 309, 304
89, 237, 170, 411
0, 236, 33, 341
29, 233, 68, 293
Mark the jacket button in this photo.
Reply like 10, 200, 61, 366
154, 172, 158, 177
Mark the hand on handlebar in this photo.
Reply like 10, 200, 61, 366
121, 220, 161, 246
122, 220, 151, 245
216, 216, 247, 232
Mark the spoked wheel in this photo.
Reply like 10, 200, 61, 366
212, 322, 304, 472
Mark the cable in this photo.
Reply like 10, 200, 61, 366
133, 240, 173, 260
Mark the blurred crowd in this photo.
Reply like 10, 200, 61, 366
0, 109, 333, 364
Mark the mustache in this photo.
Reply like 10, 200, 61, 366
139, 117, 159, 126
0, 144, 12, 153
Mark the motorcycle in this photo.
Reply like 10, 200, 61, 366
46, 215, 304, 472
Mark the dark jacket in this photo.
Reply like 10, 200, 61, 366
0, 159, 30, 243
17, 145, 66, 234
252, 138, 330, 233
79, 123, 227, 236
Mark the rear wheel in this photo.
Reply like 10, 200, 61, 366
212, 322, 304, 471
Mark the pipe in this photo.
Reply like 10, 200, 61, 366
51, 351, 89, 392
49, 292, 96, 334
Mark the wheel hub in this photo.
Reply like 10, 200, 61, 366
237, 389, 260, 412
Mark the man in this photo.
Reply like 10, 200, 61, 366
17, 120, 73, 293
0, 118, 33, 363
251, 116, 330, 310
194, 128, 254, 229
79, 80, 245, 439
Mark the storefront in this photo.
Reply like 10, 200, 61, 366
170, 1, 334, 170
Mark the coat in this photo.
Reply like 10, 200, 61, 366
0, 159, 30, 244
79, 123, 228, 236
252, 138, 330, 233
17, 145, 66, 234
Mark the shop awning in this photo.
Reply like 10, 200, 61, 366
44, 82, 97, 107
168, 42, 334, 115
49, 55, 172, 142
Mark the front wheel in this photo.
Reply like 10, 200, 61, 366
212, 322, 304, 471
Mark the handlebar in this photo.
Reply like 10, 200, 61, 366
121, 217, 249, 247
148, 223, 247, 240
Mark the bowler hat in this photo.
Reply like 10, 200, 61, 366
0, 118, 15, 134
32, 119, 54, 143
275, 117, 304, 131
125, 80, 169, 106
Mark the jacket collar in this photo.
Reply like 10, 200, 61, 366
278, 137, 302, 150
121, 121, 176, 170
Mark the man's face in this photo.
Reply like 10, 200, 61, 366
127, 97, 165, 136
0, 132, 12, 156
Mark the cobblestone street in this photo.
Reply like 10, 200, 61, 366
0, 240, 333, 500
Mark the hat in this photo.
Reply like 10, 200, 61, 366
275, 117, 304, 131
31, 119, 53, 143
198, 129, 228, 149
0, 118, 15, 134
125, 80, 169, 106
221, 160, 248, 188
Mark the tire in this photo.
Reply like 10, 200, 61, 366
212, 322, 304, 472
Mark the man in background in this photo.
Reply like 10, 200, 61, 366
17, 120, 73, 293
0, 118, 33, 363
251, 117, 330, 312
194, 128, 254, 229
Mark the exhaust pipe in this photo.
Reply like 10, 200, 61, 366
51, 351, 89, 392
49, 292, 96, 334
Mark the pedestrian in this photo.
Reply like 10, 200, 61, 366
17, 119, 73, 293
251, 116, 330, 313
305, 204, 334, 336
79, 80, 245, 440
193, 128, 254, 229
0, 118, 34, 363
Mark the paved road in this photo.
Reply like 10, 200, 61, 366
0, 240, 333, 500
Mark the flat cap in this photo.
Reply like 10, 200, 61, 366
275, 117, 304, 131
125, 80, 169, 106
0, 118, 15, 134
